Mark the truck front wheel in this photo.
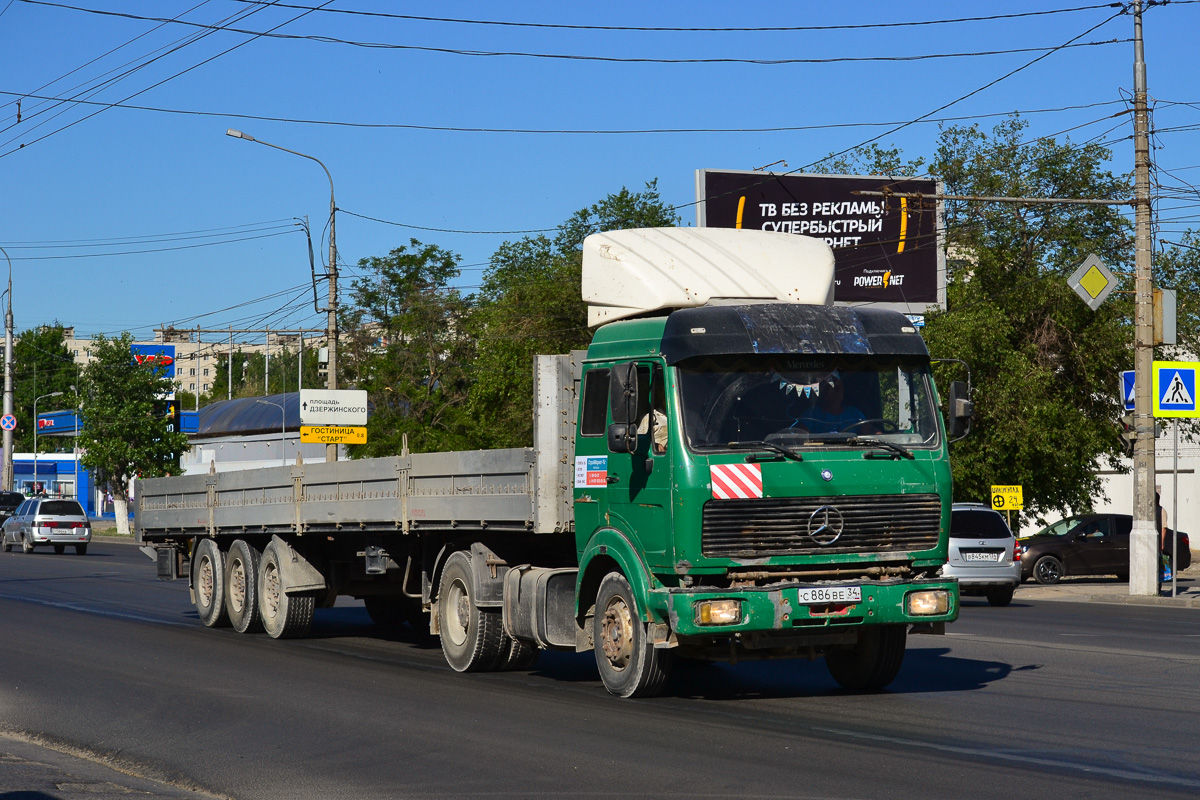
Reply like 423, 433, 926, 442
437, 551, 505, 672
825, 624, 907, 691
225, 539, 262, 634
593, 572, 671, 698
192, 538, 229, 628
258, 540, 315, 639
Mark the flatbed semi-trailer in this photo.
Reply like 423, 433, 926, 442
138, 227, 968, 697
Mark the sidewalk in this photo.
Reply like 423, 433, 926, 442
0, 731, 224, 799
1013, 563, 1200, 608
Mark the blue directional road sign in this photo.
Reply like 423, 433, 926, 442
1153, 360, 1199, 418
1121, 370, 1135, 412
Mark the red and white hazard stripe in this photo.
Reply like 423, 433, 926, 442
710, 464, 763, 500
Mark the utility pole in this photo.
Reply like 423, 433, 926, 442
1, 247, 13, 492
325, 184, 339, 464
1130, 0, 1158, 596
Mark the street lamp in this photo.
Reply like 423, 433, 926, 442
227, 129, 339, 463
256, 399, 287, 467
33, 391, 63, 496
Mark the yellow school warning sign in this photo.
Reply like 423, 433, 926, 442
300, 425, 367, 444
990, 485, 1023, 511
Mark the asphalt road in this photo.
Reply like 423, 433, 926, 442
2, 541, 1199, 800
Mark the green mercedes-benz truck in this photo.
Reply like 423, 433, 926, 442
138, 227, 967, 698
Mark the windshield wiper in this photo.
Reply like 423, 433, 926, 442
725, 440, 803, 462
850, 437, 914, 460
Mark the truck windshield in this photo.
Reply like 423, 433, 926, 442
676, 354, 940, 452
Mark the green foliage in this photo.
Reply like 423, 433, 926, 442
342, 239, 476, 456
812, 143, 926, 177
12, 324, 78, 452
465, 181, 680, 448
78, 333, 191, 502
922, 117, 1134, 525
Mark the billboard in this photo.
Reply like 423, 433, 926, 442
696, 169, 945, 313
131, 343, 176, 400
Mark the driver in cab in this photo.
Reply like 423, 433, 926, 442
802, 371, 876, 435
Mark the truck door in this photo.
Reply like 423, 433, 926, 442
607, 362, 673, 561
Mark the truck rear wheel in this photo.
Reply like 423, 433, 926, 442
593, 571, 671, 698
225, 539, 262, 634
825, 624, 907, 691
437, 550, 505, 672
258, 540, 315, 639
192, 538, 229, 628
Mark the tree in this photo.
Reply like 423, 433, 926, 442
342, 239, 476, 456
79, 333, 190, 534
466, 181, 680, 448
920, 118, 1135, 525
13, 324, 78, 452
1151, 230, 1200, 441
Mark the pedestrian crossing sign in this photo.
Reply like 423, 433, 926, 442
1152, 360, 1199, 418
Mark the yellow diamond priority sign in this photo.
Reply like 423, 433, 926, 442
1067, 253, 1117, 311
990, 485, 1023, 511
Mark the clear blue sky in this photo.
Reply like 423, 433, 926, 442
1, 1, 1197, 342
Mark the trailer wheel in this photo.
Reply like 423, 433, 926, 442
825, 624, 907, 691
437, 550, 505, 672
192, 538, 229, 628
593, 571, 671, 698
258, 540, 315, 639
499, 636, 540, 671
225, 539, 262, 634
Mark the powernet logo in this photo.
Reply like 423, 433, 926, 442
853, 270, 904, 289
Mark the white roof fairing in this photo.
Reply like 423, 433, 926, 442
582, 227, 835, 327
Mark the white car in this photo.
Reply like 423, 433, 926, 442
1, 497, 91, 555
943, 503, 1020, 606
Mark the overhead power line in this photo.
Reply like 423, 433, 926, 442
225, 0, 1127, 32
15, 4, 1130, 64
0, 89, 1136, 136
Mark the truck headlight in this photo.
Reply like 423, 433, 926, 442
695, 599, 742, 625
906, 590, 950, 616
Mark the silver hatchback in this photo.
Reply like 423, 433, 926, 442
943, 503, 1020, 606
1, 497, 91, 555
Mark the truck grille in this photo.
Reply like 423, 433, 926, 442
702, 494, 942, 558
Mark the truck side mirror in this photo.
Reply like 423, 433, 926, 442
607, 423, 638, 454
948, 381, 973, 440
609, 362, 638, 425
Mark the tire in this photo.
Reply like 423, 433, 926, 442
499, 636, 540, 671
1033, 555, 1063, 585
21, 534, 33, 554
257, 539, 315, 639
593, 571, 671, 698
75, 544, 87, 556
1, 540, 9, 552
437, 550, 506, 672
192, 538, 230, 628
825, 624, 907, 691
985, 586, 1014, 607
224, 539, 262, 634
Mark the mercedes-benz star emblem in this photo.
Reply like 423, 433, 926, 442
807, 505, 845, 546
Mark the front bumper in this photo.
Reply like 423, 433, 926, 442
662, 579, 958, 638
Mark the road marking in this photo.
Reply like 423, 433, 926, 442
813, 726, 1200, 790
0, 593, 193, 628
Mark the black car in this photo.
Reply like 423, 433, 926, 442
1017, 513, 1192, 584
0, 491, 24, 526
